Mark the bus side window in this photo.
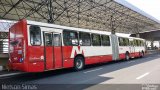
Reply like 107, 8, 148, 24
129, 41, 133, 46
137, 40, 140, 46
92, 34, 101, 46
140, 40, 143, 46
126, 38, 129, 46
79, 32, 91, 46
119, 38, 129, 46
141, 40, 145, 46
119, 37, 123, 46
63, 30, 78, 46
101, 35, 110, 46
30, 25, 41, 45
133, 39, 138, 46
123, 38, 129, 46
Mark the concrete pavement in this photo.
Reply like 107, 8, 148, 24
0, 53, 160, 90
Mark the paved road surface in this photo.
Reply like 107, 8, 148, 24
0, 53, 160, 90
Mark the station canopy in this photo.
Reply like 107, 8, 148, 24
0, 0, 160, 34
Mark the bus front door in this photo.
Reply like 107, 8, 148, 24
43, 32, 63, 70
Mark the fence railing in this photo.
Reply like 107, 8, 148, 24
0, 39, 8, 54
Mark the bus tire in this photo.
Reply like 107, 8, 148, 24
74, 56, 84, 71
125, 53, 130, 60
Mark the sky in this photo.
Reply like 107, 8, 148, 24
124, 0, 160, 22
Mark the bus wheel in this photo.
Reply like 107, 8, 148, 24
125, 53, 130, 60
74, 56, 84, 71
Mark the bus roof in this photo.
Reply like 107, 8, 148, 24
117, 35, 145, 40
27, 20, 111, 35
27, 19, 144, 40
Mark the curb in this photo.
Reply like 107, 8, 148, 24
0, 72, 22, 78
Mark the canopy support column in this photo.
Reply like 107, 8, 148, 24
110, 15, 116, 34
47, 0, 54, 23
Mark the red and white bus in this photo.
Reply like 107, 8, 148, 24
8, 19, 145, 72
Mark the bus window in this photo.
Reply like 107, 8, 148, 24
140, 40, 144, 46
137, 40, 140, 46
133, 39, 138, 46
119, 37, 129, 46
79, 32, 91, 46
53, 34, 61, 46
141, 40, 145, 46
30, 25, 41, 45
133, 39, 135, 46
63, 30, 78, 46
139, 40, 142, 46
129, 41, 133, 46
124, 38, 129, 46
101, 35, 110, 46
92, 34, 101, 46
44, 33, 52, 46
119, 37, 124, 46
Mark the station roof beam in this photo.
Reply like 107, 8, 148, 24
0, 0, 160, 34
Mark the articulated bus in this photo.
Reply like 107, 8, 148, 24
8, 19, 145, 72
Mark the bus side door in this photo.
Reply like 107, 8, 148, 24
53, 33, 63, 69
43, 32, 63, 70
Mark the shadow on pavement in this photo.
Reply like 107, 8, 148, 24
0, 53, 160, 90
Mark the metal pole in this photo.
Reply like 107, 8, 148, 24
48, 0, 54, 23
110, 15, 115, 34
77, 0, 80, 27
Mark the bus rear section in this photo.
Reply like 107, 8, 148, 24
8, 19, 27, 71
117, 37, 146, 60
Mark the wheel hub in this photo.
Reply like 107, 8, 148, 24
76, 59, 83, 69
